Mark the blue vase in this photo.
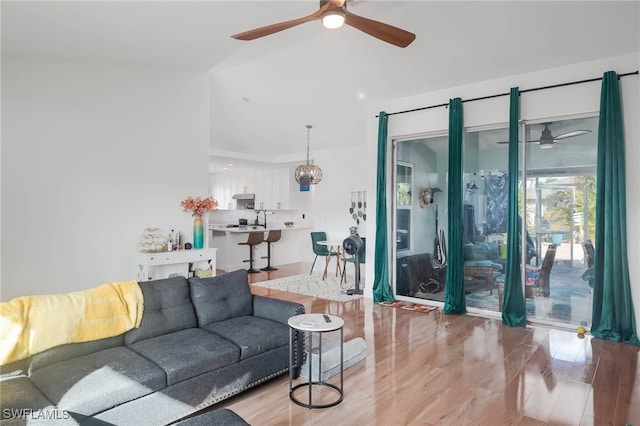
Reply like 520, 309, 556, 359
193, 215, 204, 249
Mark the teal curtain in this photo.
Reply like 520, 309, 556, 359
444, 98, 466, 314
502, 87, 526, 327
373, 111, 394, 302
591, 71, 639, 345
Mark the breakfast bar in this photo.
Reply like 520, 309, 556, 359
208, 223, 309, 271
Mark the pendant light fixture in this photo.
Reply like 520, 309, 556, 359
295, 124, 323, 187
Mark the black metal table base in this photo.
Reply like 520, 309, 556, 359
289, 382, 343, 408
289, 316, 344, 410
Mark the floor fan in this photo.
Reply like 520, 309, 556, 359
342, 235, 364, 295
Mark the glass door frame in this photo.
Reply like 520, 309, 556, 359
391, 131, 447, 303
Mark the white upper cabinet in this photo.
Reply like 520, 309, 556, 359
211, 167, 290, 210
255, 168, 290, 210
211, 172, 256, 210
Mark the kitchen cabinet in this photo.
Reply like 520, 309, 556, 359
211, 167, 290, 210
255, 168, 290, 210
211, 172, 257, 210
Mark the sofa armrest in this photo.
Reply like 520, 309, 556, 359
252, 295, 304, 325
252, 295, 306, 376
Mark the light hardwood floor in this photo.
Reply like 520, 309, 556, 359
212, 263, 639, 425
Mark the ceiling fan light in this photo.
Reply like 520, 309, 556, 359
322, 11, 345, 29
539, 142, 554, 149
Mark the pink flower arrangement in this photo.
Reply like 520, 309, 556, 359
180, 196, 218, 216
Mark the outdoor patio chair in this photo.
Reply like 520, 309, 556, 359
525, 243, 557, 299
497, 243, 557, 311
581, 239, 594, 288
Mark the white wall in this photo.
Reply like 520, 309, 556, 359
306, 144, 368, 236
364, 54, 640, 332
248, 144, 370, 272
1, 56, 209, 301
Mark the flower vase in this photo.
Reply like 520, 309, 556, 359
193, 215, 204, 249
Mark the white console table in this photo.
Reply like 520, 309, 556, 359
136, 249, 217, 281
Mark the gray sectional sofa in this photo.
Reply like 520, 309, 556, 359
1, 269, 305, 425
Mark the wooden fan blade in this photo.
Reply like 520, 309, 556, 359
553, 129, 591, 140
344, 10, 415, 47
231, 5, 328, 40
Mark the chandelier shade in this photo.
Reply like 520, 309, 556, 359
295, 163, 323, 185
295, 125, 322, 185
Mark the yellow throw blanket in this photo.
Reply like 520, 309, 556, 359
0, 280, 144, 366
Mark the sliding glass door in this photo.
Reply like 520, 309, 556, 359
393, 135, 448, 301
461, 126, 510, 313
392, 115, 597, 328
522, 116, 598, 327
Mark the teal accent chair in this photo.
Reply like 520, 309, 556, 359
310, 232, 339, 275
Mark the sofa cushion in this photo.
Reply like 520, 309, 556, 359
125, 277, 197, 345
173, 408, 250, 426
464, 244, 488, 260
189, 269, 253, 327
29, 334, 124, 373
482, 241, 500, 260
29, 346, 166, 416
0, 376, 54, 417
127, 328, 240, 386
203, 315, 289, 360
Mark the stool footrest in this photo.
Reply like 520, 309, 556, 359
260, 266, 278, 271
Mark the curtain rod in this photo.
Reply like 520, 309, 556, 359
378, 70, 639, 118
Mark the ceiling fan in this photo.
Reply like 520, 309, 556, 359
231, 0, 416, 48
497, 123, 592, 149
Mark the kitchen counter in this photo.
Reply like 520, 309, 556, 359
209, 224, 307, 233
208, 223, 310, 271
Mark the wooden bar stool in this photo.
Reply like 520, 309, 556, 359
238, 232, 264, 273
261, 230, 282, 271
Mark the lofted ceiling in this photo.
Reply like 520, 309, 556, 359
2, 1, 639, 172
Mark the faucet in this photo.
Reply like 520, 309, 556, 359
255, 209, 267, 228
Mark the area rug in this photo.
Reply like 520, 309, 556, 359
378, 300, 438, 314
252, 272, 363, 303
